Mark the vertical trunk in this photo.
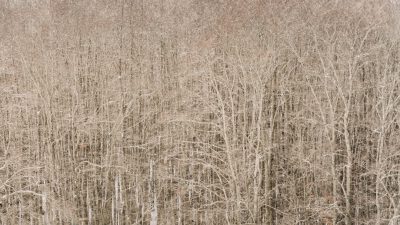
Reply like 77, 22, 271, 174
376, 103, 387, 224
344, 66, 354, 225
265, 112, 274, 225
264, 69, 277, 225
150, 160, 158, 225
344, 109, 352, 225
330, 127, 338, 225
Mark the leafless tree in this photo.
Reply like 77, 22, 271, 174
1, 0, 400, 224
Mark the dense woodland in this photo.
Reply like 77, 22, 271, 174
1, 0, 400, 224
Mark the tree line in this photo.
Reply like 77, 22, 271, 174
1, 0, 400, 224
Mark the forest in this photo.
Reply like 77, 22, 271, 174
1, 0, 400, 224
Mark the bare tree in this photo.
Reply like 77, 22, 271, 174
2, 0, 400, 224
